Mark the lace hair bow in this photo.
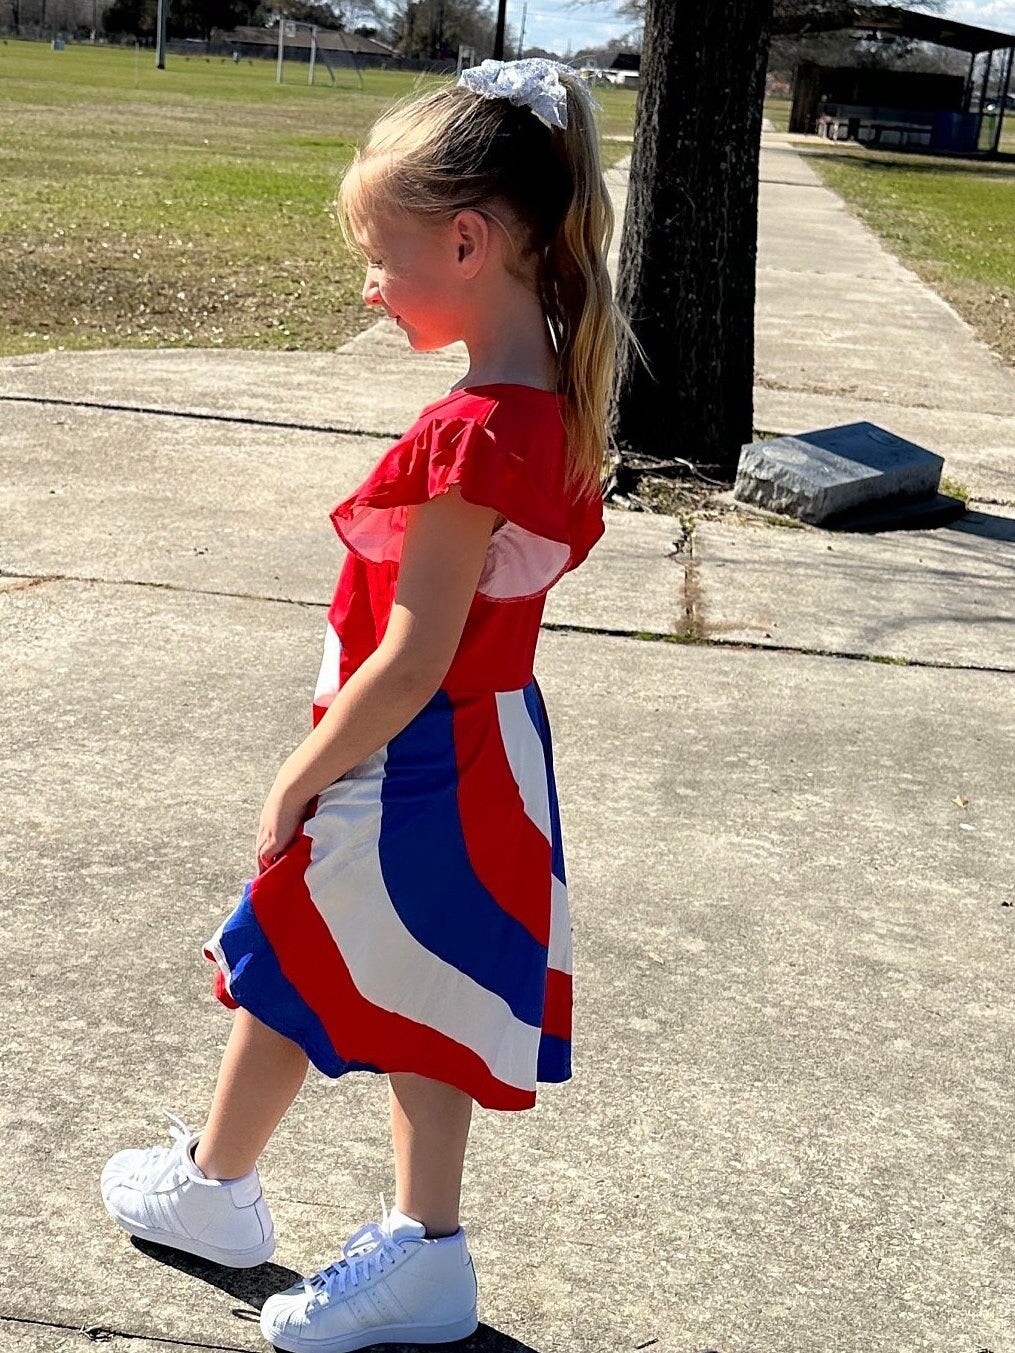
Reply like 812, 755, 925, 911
457, 57, 598, 131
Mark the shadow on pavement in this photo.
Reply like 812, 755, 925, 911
800, 148, 1015, 179
130, 1234, 301, 1308
129, 1238, 545, 1350
951, 509, 1015, 546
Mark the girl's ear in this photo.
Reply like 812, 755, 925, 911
451, 210, 489, 279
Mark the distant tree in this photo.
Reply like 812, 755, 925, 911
168, 0, 252, 39
384, 0, 509, 60
339, 0, 385, 29
280, 0, 346, 28
103, 0, 156, 37
769, 0, 954, 75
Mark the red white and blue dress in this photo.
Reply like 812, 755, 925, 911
203, 385, 605, 1110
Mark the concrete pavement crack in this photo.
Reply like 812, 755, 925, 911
0, 576, 57, 593
0, 570, 329, 609
681, 524, 703, 641
0, 394, 401, 441
0, 1313, 250, 1352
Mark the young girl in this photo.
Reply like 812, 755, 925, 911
101, 58, 616, 1353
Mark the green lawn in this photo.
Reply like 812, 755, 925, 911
764, 96, 791, 132
0, 40, 637, 356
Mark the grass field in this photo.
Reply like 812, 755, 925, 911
6, 45, 1012, 371
0, 40, 637, 356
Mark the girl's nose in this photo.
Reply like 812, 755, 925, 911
362, 276, 382, 307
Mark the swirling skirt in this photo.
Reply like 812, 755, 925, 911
203, 678, 572, 1111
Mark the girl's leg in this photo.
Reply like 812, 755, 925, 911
389, 1073, 473, 1238
193, 1007, 309, 1180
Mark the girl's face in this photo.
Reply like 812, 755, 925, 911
355, 209, 467, 351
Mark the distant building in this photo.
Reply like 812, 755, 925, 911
607, 51, 641, 88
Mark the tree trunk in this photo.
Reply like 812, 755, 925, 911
610, 0, 774, 484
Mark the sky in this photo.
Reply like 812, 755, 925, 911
517, 1, 1015, 57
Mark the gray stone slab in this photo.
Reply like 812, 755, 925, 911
3, 584, 1014, 1351
753, 388, 1015, 505
695, 508, 1015, 668
0, 401, 681, 637
735, 423, 943, 523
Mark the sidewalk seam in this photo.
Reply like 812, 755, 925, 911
0, 1312, 250, 1351
6, 571, 1013, 675
0, 393, 402, 441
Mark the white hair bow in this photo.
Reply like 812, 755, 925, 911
457, 57, 596, 131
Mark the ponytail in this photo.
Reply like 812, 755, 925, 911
541, 73, 616, 500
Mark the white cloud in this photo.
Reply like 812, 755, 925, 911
943, 0, 1015, 35
518, 2, 635, 56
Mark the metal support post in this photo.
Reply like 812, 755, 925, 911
963, 50, 976, 111
990, 45, 1014, 155
155, 0, 168, 69
976, 48, 994, 147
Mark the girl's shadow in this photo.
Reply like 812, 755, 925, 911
131, 1237, 543, 1351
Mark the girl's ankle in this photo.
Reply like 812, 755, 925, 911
191, 1137, 252, 1182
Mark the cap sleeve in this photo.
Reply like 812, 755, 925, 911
330, 412, 604, 603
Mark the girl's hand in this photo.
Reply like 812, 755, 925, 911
255, 779, 308, 874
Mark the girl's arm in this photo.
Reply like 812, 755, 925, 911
255, 486, 500, 869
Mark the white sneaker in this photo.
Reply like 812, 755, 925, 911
259, 1201, 478, 1353
100, 1110, 275, 1268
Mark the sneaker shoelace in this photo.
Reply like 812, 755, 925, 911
303, 1198, 407, 1304
126, 1110, 197, 1189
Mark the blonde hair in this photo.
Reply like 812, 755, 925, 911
336, 73, 616, 501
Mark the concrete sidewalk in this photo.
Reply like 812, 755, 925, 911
2, 146, 1014, 1352
699, 135, 1015, 669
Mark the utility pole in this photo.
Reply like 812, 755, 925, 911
493, 0, 506, 59
155, 0, 168, 68
517, 0, 526, 57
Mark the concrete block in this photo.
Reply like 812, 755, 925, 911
735, 422, 944, 525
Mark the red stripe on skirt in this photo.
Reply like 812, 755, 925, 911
452, 693, 553, 947
542, 966, 572, 1042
